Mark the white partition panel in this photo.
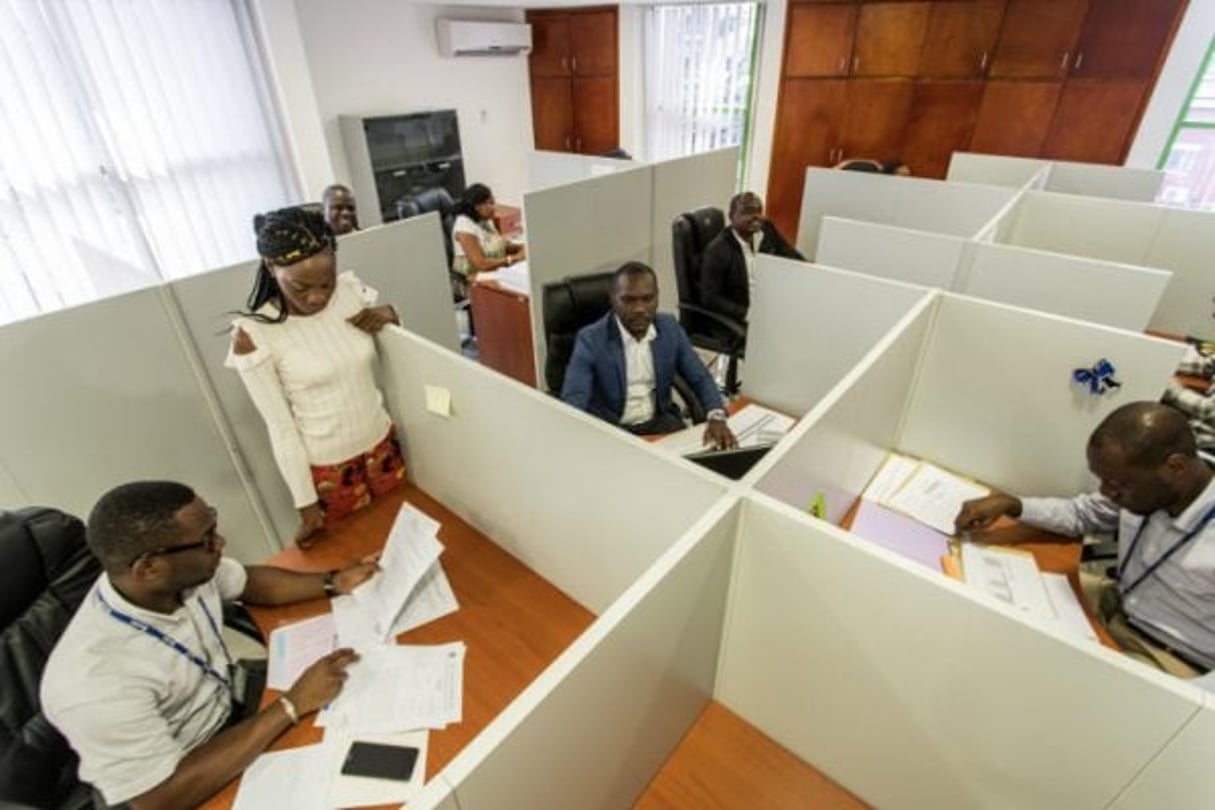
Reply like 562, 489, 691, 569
817, 218, 967, 290
377, 327, 726, 613
526, 150, 637, 192
1045, 162, 1164, 202
1144, 206, 1215, 338
523, 165, 653, 388
899, 296, 1184, 497
946, 153, 1049, 188
1005, 191, 1165, 264
752, 296, 937, 524
795, 169, 901, 258
1109, 697, 1215, 809
650, 147, 738, 316
0, 287, 273, 560
746, 257, 931, 415
336, 217, 461, 353
718, 495, 1202, 810
964, 244, 1173, 331
438, 500, 739, 810
892, 180, 1017, 238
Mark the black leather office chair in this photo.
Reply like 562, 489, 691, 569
671, 207, 746, 395
541, 272, 706, 423
395, 187, 457, 272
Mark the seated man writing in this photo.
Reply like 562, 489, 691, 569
955, 402, 1215, 678
561, 261, 737, 449
42, 481, 377, 809
699, 191, 803, 325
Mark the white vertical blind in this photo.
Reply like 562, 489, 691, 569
643, 2, 760, 165
0, 0, 297, 325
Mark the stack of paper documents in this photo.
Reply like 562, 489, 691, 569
656, 403, 795, 456
318, 642, 466, 733
863, 453, 989, 535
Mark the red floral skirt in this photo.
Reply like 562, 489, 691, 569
310, 427, 406, 526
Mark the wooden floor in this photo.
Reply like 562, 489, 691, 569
634, 702, 868, 810
203, 485, 595, 809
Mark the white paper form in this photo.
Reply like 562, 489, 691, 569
317, 642, 466, 734
324, 729, 428, 808
862, 452, 920, 504
656, 404, 795, 456
266, 613, 338, 691
961, 543, 1056, 621
886, 462, 990, 535
233, 745, 329, 810
353, 503, 443, 639
390, 561, 459, 636
474, 260, 530, 295
1042, 573, 1099, 643
330, 595, 384, 653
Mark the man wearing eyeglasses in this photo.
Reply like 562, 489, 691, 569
41, 480, 379, 809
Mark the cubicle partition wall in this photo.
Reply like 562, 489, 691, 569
816, 218, 970, 290
1111, 698, 1215, 809
526, 150, 638, 192
946, 152, 1050, 189
947, 152, 1165, 203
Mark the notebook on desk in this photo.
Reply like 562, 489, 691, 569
684, 444, 773, 481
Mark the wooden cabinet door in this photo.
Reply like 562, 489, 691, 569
1041, 79, 1148, 163
1071, 0, 1185, 79
901, 80, 985, 178
531, 77, 574, 151
969, 81, 1061, 156
528, 14, 571, 78
570, 8, 618, 77
989, 0, 1089, 79
572, 77, 619, 154
919, 0, 1007, 78
853, 2, 931, 77
767, 79, 847, 239
837, 79, 915, 163
785, 4, 858, 77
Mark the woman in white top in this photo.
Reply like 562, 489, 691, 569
451, 183, 525, 278
227, 207, 404, 547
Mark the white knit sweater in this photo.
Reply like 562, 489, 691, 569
226, 271, 392, 507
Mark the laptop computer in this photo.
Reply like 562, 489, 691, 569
683, 444, 774, 481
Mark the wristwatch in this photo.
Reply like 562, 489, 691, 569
322, 569, 339, 597
706, 409, 727, 422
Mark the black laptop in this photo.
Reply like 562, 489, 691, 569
683, 444, 773, 481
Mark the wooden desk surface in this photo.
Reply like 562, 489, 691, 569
202, 485, 595, 809
634, 701, 867, 810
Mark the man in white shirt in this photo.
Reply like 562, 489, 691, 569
42, 481, 378, 809
561, 262, 737, 449
955, 402, 1215, 677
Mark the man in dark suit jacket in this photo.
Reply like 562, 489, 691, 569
700, 191, 804, 324
561, 262, 737, 449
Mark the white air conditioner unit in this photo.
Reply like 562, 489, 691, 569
436, 19, 532, 57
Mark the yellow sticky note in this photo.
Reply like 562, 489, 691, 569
424, 385, 451, 417
808, 492, 827, 519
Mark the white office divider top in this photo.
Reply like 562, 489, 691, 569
431, 499, 740, 810
1142, 206, 1215, 339
526, 150, 638, 192
899, 296, 1184, 497
795, 168, 1016, 259
717, 494, 1204, 810
1045, 161, 1165, 203
816, 218, 969, 290
1003, 191, 1167, 265
745, 256, 932, 416
946, 152, 1050, 188
0, 286, 274, 561
963, 243, 1173, 332
169, 220, 460, 547
376, 327, 727, 615
523, 165, 653, 390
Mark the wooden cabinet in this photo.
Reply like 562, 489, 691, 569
918, 0, 1007, 78
1071, 0, 1185, 78
853, 3, 930, 77
1041, 80, 1149, 162
838, 80, 914, 161
902, 80, 986, 179
526, 7, 618, 154
785, 4, 857, 77
989, 0, 1089, 79
768, 80, 847, 237
970, 81, 1062, 156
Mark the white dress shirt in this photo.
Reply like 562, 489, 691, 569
616, 316, 657, 425
732, 228, 761, 290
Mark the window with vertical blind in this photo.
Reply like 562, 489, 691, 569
0, 0, 297, 326
643, 2, 761, 175
1157, 39, 1215, 210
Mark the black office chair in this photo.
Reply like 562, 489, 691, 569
395, 187, 457, 270
541, 272, 706, 424
671, 207, 747, 395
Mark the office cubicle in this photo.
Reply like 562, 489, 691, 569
948, 152, 1165, 203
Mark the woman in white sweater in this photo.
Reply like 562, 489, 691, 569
227, 207, 403, 547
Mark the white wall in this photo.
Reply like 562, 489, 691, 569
291, 0, 532, 206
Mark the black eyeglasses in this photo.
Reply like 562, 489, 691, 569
141, 537, 218, 559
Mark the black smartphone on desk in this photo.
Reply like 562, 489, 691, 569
340, 741, 419, 782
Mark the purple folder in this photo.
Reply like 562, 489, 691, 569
849, 498, 951, 572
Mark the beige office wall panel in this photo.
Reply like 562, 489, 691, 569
439, 500, 738, 810
717, 495, 1202, 810
892, 180, 1018, 239
337, 217, 462, 353
964, 243, 1172, 331
409, 775, 460, 810
1006, 190, 1165, 264
523, 164, 653, 389
746, 257, 930, 416
649, 147, 738, 316
899, 295, 1183, 498
526, 149, 637, 192
817, 218, 967, 290
1109, 696, 1215, 809
0, 287, 274, 561
377, 327, 726, 613
1144, 206, 1215, 340
946, 152, 1049, 188
796, 168, 901, 259
0, 461, 28, 507
1045, 161, 1164, 203
752, 296, 936, 524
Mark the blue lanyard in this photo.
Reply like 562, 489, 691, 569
97, 590, 233, 690
1117, 502, 1215, 598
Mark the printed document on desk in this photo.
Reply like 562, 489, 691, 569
862, 453, 920, 504
961, 543, 1056, 622
475, 260, 530, 296
324, 729, 429, 808
885, 462, 989, 535
234, 744, 329, 810
656, 403, 794, 456
353, 502, 445, 639
266, 612, 338, 690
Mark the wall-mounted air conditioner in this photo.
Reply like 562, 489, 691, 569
436, 19, 532, 57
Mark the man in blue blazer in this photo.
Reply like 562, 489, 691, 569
561, 262, 737, 449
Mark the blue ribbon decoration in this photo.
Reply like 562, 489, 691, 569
1073, 358, 1122, 395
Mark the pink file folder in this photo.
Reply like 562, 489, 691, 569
849, 498, 952, 572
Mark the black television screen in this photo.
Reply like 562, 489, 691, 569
364, 110, 462, 170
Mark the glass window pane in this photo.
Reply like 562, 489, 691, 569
1157, 128, 1215, 210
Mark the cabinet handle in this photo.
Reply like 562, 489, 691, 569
852, 56, 859, 73
571, 55, 577, 73
979, 51, 988, 71
561, 57, 567, 72
1060, 51, 1070, 71
565, 135, 571, 150
1075, 52, 1084, 70
576, 137, 582, 151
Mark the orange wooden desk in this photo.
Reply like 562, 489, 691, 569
202, 485, 594, 809
469, 278, 536, 387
